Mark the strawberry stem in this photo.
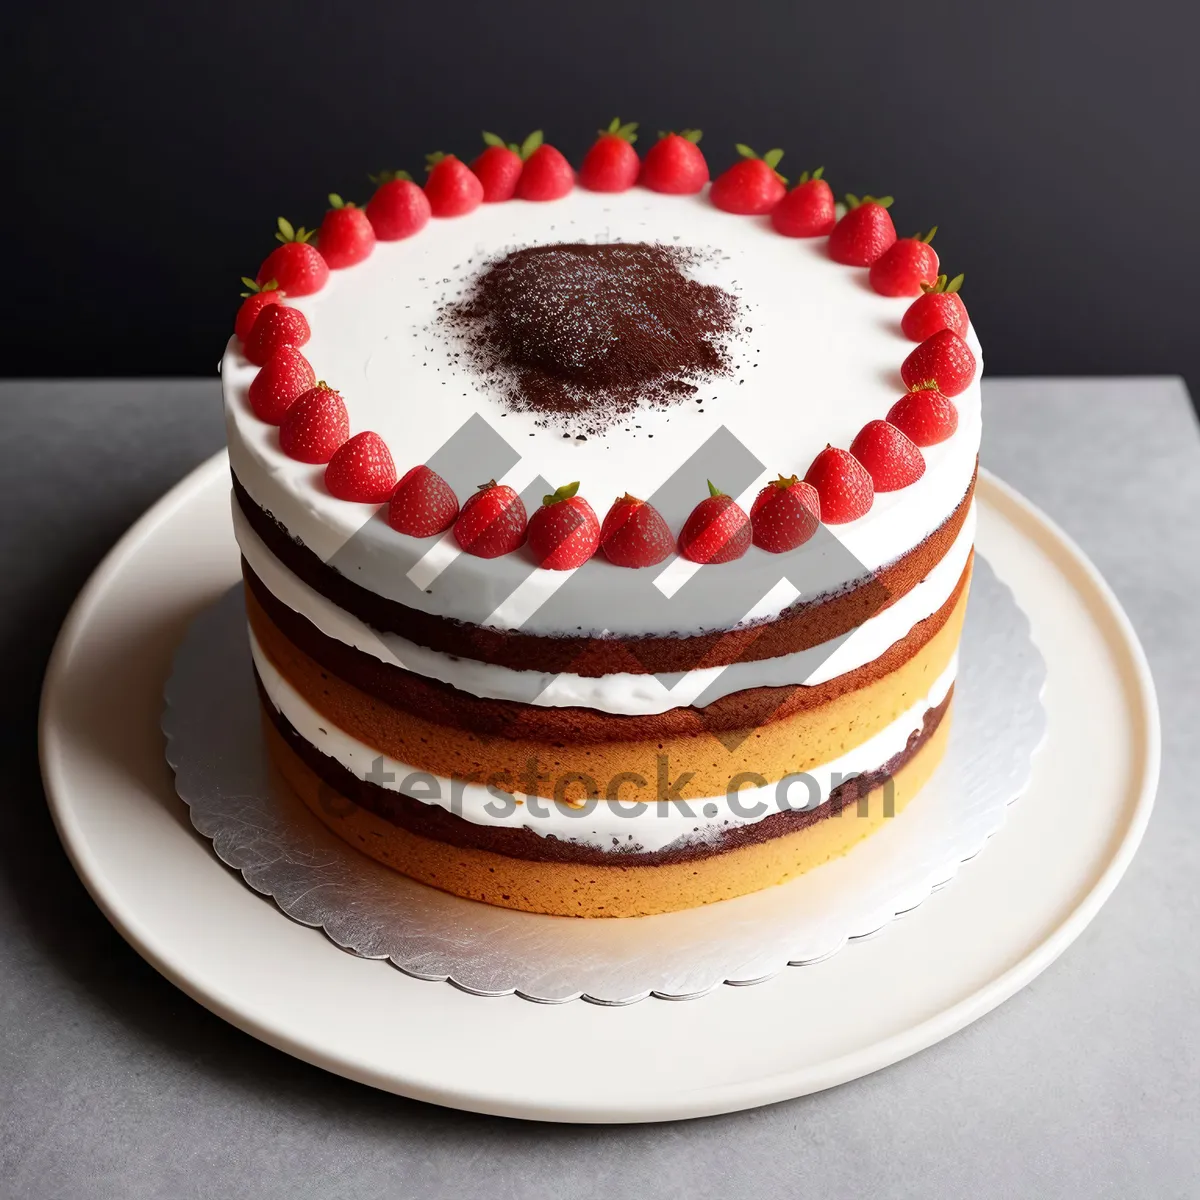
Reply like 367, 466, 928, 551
543, 481, 580, 506
369, 169, 413, 185
240, 276, 279, 297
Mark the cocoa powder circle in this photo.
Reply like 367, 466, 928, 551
442, 242, 739, 432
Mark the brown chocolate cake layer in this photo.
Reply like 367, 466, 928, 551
233, 468, 975, 676
257, 674, 952, 868
244, 555, 970, 744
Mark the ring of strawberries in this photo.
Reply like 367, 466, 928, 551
234, 120, 975, 569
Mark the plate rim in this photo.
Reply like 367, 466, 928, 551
37, 453, 1162, 1122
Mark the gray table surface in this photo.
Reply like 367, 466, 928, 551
1, 378, 1197, 1199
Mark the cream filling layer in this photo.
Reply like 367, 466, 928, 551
236, 493, 973, 715
252, 626, 956, 854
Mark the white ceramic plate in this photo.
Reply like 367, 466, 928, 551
39, 455, 1159, 1122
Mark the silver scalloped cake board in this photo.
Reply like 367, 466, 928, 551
161, 555, 1045, 1005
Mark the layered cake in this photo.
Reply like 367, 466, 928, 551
221, 126, 981, 917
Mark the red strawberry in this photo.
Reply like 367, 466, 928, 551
324, 431, 397, 503
599, 493, 674, 568
256, 217, 330, 296
803, 446, 874, 523
709, 145, 787, 215
579, 118, 640, 192
902, 273, 969, 342
387, 465, 459, 537
750, 475, 821, 552
515, 135, 574, 202
278, 382, 350, 464
827, 195, 896, 267
887, 383, 959, 446
527, 482, 600, 570
453, 481, 528, 558
424, 153, 484, 218
869, 227, 939, 296
243, 304, 311, 367
471, 133, 526, 202
639, 130, 708, 194
849, 421, 926, 491
318, 194, 375, 268
247, 347, 316, 424
365, 172, 432, 240
901, 329, 977, 397
770, 168, 836, 237
235, 277, 283, 343
679, 481, 751, 564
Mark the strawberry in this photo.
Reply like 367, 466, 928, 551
770, 168, 836, 237
365, 171, 432, 240
868, 227, 939, 297
901, 329, 977, 397
318, 194, 375, 268
424, 153, 484, 218
256, 217, 330, 296
827, 195, 896, 267
387, 465, 459, 537
278, 382, 350, 464
243, 304, 311, 367
803, 446, 874, 523
324, 431, 397, 503
849, 421, 926, 491
527, 482, 600, 570
902, 273, 969, 342
709, 145, 787, 215
515, 134, 574, 202
678, 481, 751, 564
453, 481, 528, 558
579, 118, 640, 192
887, 383, 959, 446
750, 475, 821, 552
471, 132, 526, 202
639, 129, 708, 194
599, 494, 674, 568
247, 347, 316, 424
235, 277, 282, 343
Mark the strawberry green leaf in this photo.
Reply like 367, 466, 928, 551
735, 143, 757, 159
519, 129, 544, 160
425, 151, 447, 170
763, 148, 784, 170
706, 480, 725, 497
607, 116, 621, 134
329, 193, 344, 209
812, 165, 824, 180
543, 480, 581, 506
681, 129, 703, 143
481, 131, 506, 148
844, 194, 861, 209
240, 275, 258, 292
946, 273, 965, 294
922, 225, 938, 243
276, 216, 295, 242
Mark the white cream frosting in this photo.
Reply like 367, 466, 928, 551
251, 625, 956, 853
221, 186, 981, 639
236, 492, 974, 714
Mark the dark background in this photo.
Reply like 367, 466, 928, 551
9, 1, 1199, 400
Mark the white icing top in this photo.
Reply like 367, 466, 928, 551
236, 492, 973, 714
251, 624, 956, 853
222, 187, 982, 638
